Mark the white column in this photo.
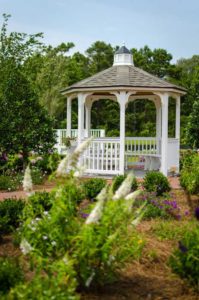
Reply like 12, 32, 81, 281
66, 96, 72, 137
156, 103, 162, 139
117, 91, 127, 175
175, 96, 180, 139
78, 93, 85, 145
85, 101, 92, 138
160, 93, 169, 176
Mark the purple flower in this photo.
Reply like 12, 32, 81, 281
184, 210, 190, 216
194, 207, 199, 221
178, 241, 188, 253
176, 214, 182, 220
80, 213, 89, 219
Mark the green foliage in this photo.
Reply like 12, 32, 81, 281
23, 191, 53, 219
143, 202, 169, 220
20, 182, 83, 257
186, 99, 199, 149
31, 166, 45, 185
169, 223, 199, 287
0, 198, 25, 235
0, 15, 56, 161
0, 257, 24, 295
0, 175, 18, 191
112, 174, 138, 193
152, 220, 196, 241
82, 178, 106, 200
8, 258, 79, 300
47, 152, 62, 172
180, 153, 199, 195
132, 45, 174, 78
16, 173, 145, 294
143, 171, 171, 196
72, 199, 144, 286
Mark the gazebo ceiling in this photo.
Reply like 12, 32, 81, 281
61, 46, 186, 95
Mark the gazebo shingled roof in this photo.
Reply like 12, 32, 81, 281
62, 64, 186, 94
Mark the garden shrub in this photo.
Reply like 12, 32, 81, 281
169, 223, 199, 287
0, 174, 22, 191
82, 178, 106, 200
72, 198, 144, 286
180, 154, 199, 195
0, 257, 24, 295
135, 192, 183, 220
20, 181, 84, 257
9, 258, 79, 300
22, 191, 53, 219
112, 174, 138, 193
0, 198, 25, 235
143, 171, 171, 196
18, 173, 145, 292
47, 152, 62, 172
31, 166, 45, 185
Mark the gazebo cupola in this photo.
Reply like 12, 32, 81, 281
113, 45, 134, 66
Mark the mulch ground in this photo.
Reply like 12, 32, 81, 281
0, 180, 198, 299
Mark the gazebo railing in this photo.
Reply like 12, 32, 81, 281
55, 129, 105, 146
82, 138, 120, 175
125, 137, 161, 155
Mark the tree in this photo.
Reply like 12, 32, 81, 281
0, 68, 55, 163
186, 99, 199, 149
131, 45, 174, 78
0, 14, 55, 163
86, 41, 115, 74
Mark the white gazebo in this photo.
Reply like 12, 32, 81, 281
57, 46, 186, 176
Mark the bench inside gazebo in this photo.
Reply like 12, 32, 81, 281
56, 46, 186, 176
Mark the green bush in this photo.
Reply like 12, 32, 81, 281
22, 191, 53, 220
0, 257, 24, 295
169, 223, 199, 287
82, 178, 106, 200
180, 154, 199, 195
143, 171, 170, 196
18, 174, 145, 290
112, 174, 138, 193
9, 258, 78, 300
31, 166, 45, 185
20, 182, 83, 257
0, 198, 25, 235
47, 152, 62, 172
0, 174, 22, 191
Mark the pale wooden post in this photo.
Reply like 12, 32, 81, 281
78, 93, 85, 145
117, 91, 128, 175
155, 101, 162, 155
175, 96, 180, 139
66, 96, 72, 137
175, 95, 181, 172
85, 100, 92, 138
160, 93, 169, 175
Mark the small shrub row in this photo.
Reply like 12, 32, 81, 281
0, 198, 25, 235
0, 257, 24, 295
180, 153, 199, 195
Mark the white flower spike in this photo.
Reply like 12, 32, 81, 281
23, 165, 33, 196
113, 172, 134, 200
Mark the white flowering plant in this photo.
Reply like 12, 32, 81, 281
13, 140, 147, 296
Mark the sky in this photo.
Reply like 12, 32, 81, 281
0, 0, 199, 62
